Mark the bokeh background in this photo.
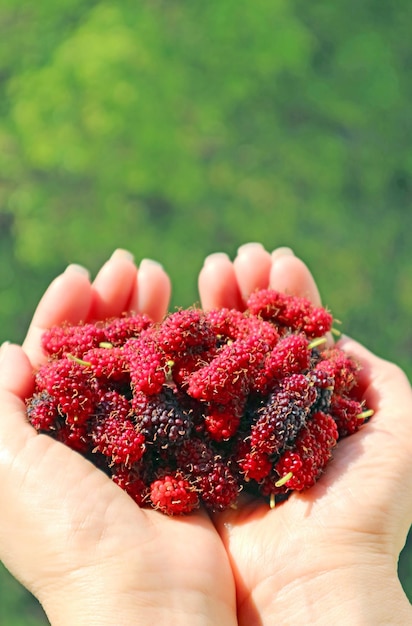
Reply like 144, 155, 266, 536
1, 1, 411, 622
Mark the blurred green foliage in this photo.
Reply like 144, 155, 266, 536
0, 1, 411, 622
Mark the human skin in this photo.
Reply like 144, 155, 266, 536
198, 243, 412, 625
1, 244, 411, 625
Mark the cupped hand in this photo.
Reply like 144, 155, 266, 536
0, 250, 236, 626
198, 243, 412, 625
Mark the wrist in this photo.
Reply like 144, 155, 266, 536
240, 550, 412, 626
37, 565, 147, 626
38, 562, 237, 626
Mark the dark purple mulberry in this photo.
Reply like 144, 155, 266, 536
134, 386, 193, 445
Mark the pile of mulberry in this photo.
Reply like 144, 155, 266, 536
25, 290, 373, 516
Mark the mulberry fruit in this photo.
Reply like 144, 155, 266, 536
25, 286, 372, 516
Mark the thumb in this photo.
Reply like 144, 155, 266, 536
0, 342, 37, 455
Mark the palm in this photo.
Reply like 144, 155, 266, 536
213, 391, 412, 623
198, 244, 412, 624
1, 413, 234, 612
0, 252, 236, 620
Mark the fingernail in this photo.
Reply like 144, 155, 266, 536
139, 258, 163, 270
64, 264, 90, 278
271, 247, 295, 261
237, 242, 265, 255
110, 248, 135, 262
203, 252, 230, 266
0, 341, 11, 367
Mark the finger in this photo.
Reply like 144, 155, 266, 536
336, 334, 412, 491
269, 248, 323, 306
88, 249, 138, 320
233, 243, 273, 302
331, 335, 412, 540
127, 259, 172, 322
0, 343, 37, 455
198, 253, 244, 311
22, 265, 93, 368
337, 335, 412, 413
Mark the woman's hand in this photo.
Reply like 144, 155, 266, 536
0, 250, 237, 626
199, 243, 412, 625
